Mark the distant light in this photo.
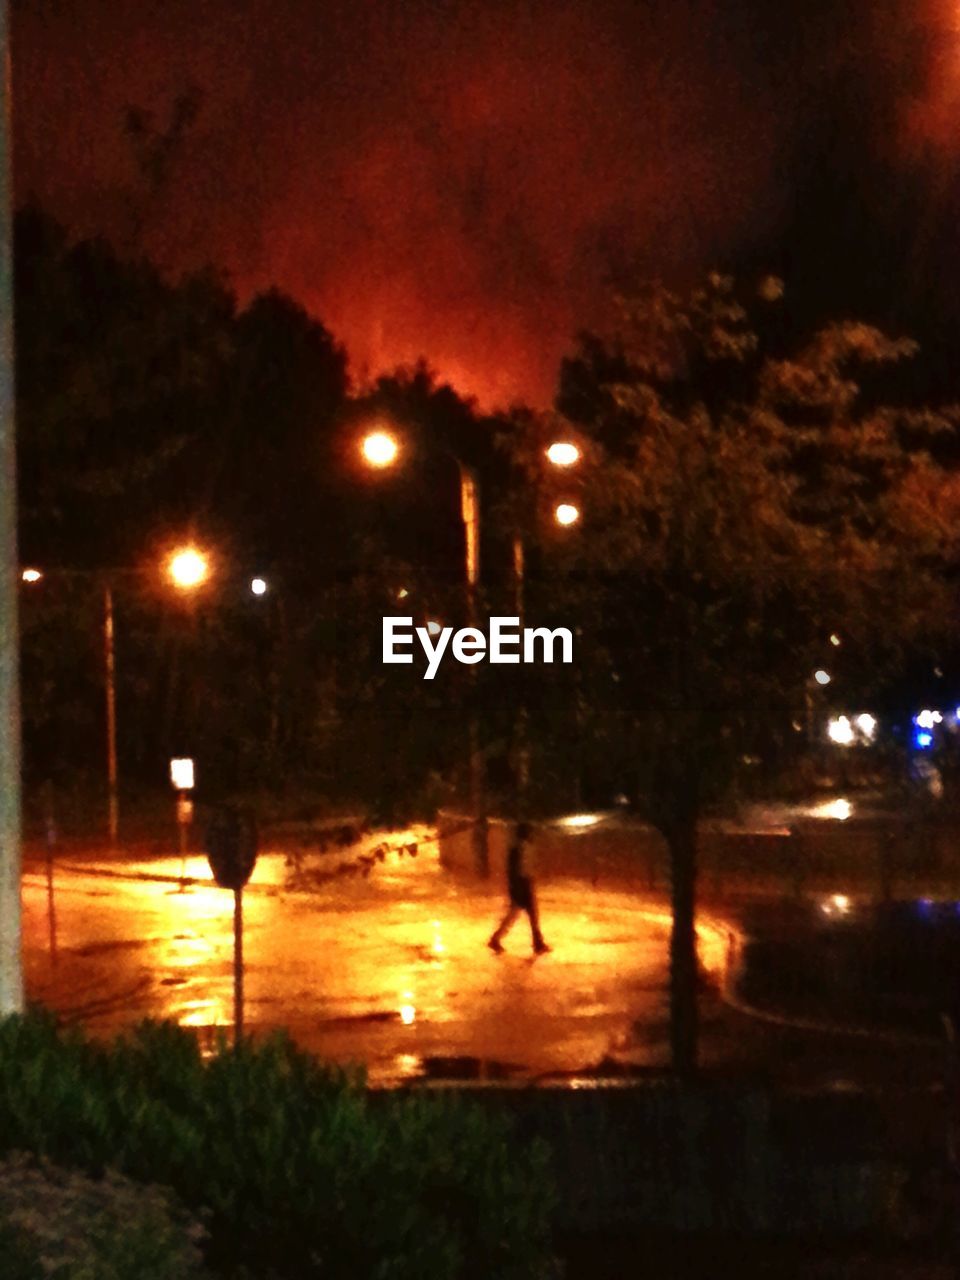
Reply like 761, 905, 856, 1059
546, 441, 580, 467
827, 716, 854, 746
915, 729, 934, 750
250, 577, 267, 596
555, 502, 580, 527
856, 713, 877, 740
820, 892, 851, 916
20, 568, 42, 583
915, 709, 942, 730
361, 430, 399, 469
829, 634, 841, 647
811, 797, 853, 821
397, 588, 409, 600
814, 669, 831, 686
399, 1004, 416, 1025
935, 667, 944, 678
426, 619, 442, 637
169, 757, 195, 791
559, 813, 602, 828
167, 547, 209, 590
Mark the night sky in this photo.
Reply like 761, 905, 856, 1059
13, 0, 960, 406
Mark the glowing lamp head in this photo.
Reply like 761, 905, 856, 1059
827, 716, 854, 746
814, 669, 831, 686
546, 441, 580, 468
167, 547, 209, 590
856, 713, 876, 740
169, 757, 195, 791
250, 577, 267, 596
361, 431, 399, 469
21, 568, 42, 583
555, 502, 580, 527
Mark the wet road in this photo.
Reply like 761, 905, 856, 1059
22, 832, 729, 1085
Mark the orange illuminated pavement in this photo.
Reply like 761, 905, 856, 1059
22, 833, 730, 1084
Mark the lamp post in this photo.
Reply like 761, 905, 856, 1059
103, 584, 118, 842
361, 429, 490, 870
361, 427, 582, 853
21, 545, 210, 843
512, 440, 582, 804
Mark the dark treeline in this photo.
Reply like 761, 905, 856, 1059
16, 205, 960, 842
14, 206, 546, 821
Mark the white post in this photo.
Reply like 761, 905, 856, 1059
104, 583, 118, 844
459, 465, 488, 875
0, 0, 24, 1015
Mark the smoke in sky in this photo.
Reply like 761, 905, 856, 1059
12, 0, 960, 406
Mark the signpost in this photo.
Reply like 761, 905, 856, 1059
204, 807, 258, 1045
170, 758, 195, 885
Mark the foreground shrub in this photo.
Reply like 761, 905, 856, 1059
0, 1152, 208, 1279
0, 1011, 556, 1279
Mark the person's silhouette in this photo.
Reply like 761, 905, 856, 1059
488, 820, 549, 954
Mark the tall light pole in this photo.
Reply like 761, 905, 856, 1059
514, 439, 581, 805
103, 583, 118, 843
362, 429, 490, 870
361, 428, 582, 851
457, 460, 486, 873
0, 0, 23, 1015
21, 546, 210, 844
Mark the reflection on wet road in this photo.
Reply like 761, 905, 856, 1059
23, 837, 728, 1084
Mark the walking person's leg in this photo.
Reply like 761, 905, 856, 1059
526, 885, 549, 953
489, 905, 520, 952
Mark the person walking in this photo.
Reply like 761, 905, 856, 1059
488, 820, 549, 954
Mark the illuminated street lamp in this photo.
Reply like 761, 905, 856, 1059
21, 547, 214, 844
250, 576, 267, 596
166, 546, 210, 590
555, 502, 581, 527
361, 430, 399, 469
804, 669, 833, 745
546, 441, 580, 467
827, 716, 854, 746
360, 425, 485, 868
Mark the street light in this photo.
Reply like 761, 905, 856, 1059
546, 441, 580, 467
22, 548, 213, 844
554, 502, 581, 527
166, 546, 210, 590
359, 426, 486, 867
814, 669, 831, 686
361, 430, 399, 469
250, 576, 267, 596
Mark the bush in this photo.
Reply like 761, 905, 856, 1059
0, 1011, 556, 1279
0, 1152, 208, 1279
